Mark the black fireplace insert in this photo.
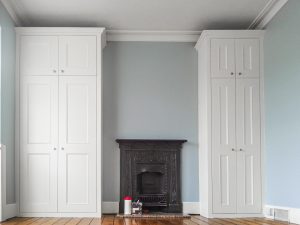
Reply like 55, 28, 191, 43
116, 139, 186, 213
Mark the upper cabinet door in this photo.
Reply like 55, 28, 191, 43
59, 36, 97, 76
20, 36, 58, 76
235, 39, 260, 78
211, 39, 235, 78
58, 76, 97, 212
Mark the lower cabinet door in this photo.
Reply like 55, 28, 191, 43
20, 76, 58, 212
211, 79, 237, 213
236, 79, 262, 213
58, 76, 97, 212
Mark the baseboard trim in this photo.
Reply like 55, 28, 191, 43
102, 201, 200, 214
264, 205, 300, 224
2, 203, 18, 221
102, 202, 119, 214
19, 212, 101, 218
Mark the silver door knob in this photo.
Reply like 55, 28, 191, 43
232, 148, 235, 151
53, 70, 57, 73
53, 147, 57, 151
61, 69, 64, 73
239, 72, 242, 75
231, 72, 234, 75
239, 148, 243, 151
61, 147, 64, 150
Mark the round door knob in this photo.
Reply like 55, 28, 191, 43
231, 72, 234, 75
53, 147, 57, 151
239, 72, 242, 75
232, 148, 235, 151
53, 70, 57, 73
61, 147, 64, 150
239, 149, 243, 151
61, 69, 64, 73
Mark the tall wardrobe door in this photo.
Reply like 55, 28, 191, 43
58, 76, 97, 212
236, 79, 262, 213
20, 76, 58, 212
211, 79, 237, 213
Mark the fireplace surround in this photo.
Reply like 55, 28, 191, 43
116, 139, 186, 213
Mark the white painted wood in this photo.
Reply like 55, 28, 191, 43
59, 36, 97, 76
20, 36, 58, 76
211, 79, 237, 213
235, 39, 260, 78
20, 76, 58, 213
58, 76, 97, 213
195, 30, 264, 218
106, 30, 201, 42
211, 39, 235, 78
236, 79, 262, 213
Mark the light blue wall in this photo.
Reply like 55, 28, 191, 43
264, 0, 300, 208
0, 2, 16, 204
103, 42, 199, 202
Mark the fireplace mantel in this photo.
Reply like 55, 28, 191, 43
116, 139, 187, 213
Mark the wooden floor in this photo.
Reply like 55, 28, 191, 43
0, 215, 292, 225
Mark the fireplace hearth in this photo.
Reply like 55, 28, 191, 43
116, 139, 186, 213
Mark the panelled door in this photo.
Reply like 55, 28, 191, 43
58, 36, 97, 76
211, 39, 235, 78
58, 76, 97, 212
236, 79, 261, 213
211, 78, 237, 213
235, 39, 260, 78
20, 76, 58, 212
20, 36, 58, 76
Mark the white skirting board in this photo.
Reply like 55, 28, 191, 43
264, 205, 300, 225
2, 204, 18, 221
102, 202, 200, 214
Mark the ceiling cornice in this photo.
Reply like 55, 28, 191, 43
249, 0, 288, 29
1, 0, 289, 41
106, 30, 201, 42
0, 0, 22, 25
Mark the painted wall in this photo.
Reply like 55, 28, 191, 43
0, 2, 16, 204
264, 0, 300, 208
103, 42, 199, 202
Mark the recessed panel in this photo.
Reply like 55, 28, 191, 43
220, 155, 229, 206
28, 84, 51, 144
28, 154, 50, 204
66, 84, 89, 144
245, 155, 254, 205
66, 154, 89, 204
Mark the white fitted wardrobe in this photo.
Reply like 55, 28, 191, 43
16, 28, 105, 217
196, 30, 264, 218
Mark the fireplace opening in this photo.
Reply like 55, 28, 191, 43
116, 139, 187, 213
137, 171, 163, 194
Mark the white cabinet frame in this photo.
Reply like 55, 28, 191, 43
195, 30, 265, 218
15, 27, 106, 217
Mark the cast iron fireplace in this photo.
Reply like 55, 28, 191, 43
116, 139, 186, 213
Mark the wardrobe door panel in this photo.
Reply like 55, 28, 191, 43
211, 79, 237, 213
58, 76, 97, 212
20, 76, 58, 212
236, 79, 261, 213
59, 36, 97, 76
211, 39, 235, 78
20, 36, 58, 76
235, 39, 260, 78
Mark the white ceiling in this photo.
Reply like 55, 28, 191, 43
2, 0, 279, 30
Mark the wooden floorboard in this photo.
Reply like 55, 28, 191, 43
0, 216, 292, 225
